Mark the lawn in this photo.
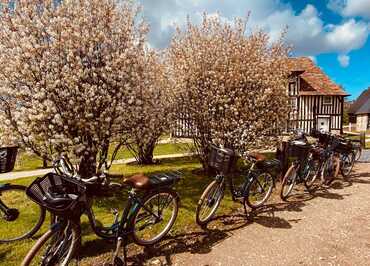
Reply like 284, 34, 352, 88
0, 156, 252, 266
13, 142, 193, 172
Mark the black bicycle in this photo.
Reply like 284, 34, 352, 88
280, 139, 322, 200
195, 144, 280, 226
0, 147, 46, 243
22, 157, 181, 266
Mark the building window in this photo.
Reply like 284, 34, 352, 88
289, 97, 297, 110
323, 96, 332, 105
288, 82, 296, 96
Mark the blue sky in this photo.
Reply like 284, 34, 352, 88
138, 0, 370, 100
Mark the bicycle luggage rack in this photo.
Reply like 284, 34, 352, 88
26, 173, 86, 216
208, 144, 237, 174
0, 146, 18, 173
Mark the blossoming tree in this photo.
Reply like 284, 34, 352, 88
124, 52, 171, 165
166, 15, 291, 170
0, 0, 148, 177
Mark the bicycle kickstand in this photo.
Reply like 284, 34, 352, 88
112, 236, 128, 266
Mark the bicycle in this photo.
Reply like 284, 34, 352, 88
195, 144, 281, 226
0, 147, 46, 243
335, 139, 356, 178
313, 130, 355, 180
22, 156, 181, 266
280, 139, 322, 200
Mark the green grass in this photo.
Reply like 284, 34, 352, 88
12, 142, 193, 172
0, 150, 279, 265
0, 155, 255, 266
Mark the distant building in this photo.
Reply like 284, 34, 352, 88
348, 88, 370, 131
286, 57, 349, 134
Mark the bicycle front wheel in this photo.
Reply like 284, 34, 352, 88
280, 165, 297, 201
21, 220, 80, 266
0, 184, 45, 243
131, 189, 179, 246
195, 180, 225, 226
303, 158, 320, 190
244, 172, 274, 209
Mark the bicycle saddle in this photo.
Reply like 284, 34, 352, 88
123, 172, 182, 190
249, 152, 266, 161
123, 174, 151, 189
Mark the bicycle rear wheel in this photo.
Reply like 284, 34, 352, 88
131, 189, 179, 246
354, 146, 362, 161
195, 180, 225, 226
340, 152, 355, 178
0, 184, 45, 243
21, 220, 80, 266
244, 172, 273, 209
280, 165, 297, 201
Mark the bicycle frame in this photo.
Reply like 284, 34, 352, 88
215, 160, 260, 202
84, 188, 162, 240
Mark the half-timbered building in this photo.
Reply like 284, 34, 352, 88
286, 57, 348, 134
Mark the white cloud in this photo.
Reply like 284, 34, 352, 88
328, 0, 370, 19
308, 56, 317, 63
325, 19, 369, 53
338, 54, 350, 67
138, 0, 370, 58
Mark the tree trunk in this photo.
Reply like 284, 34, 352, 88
42, 157, 48, 168
78, 150, 97, 179
137, 140, 156, 165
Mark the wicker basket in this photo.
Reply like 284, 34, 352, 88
0, 147, 18, 173
208, 144, 236, 174
26, 173, 86, 216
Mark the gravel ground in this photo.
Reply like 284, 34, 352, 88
167, 163, 370, 266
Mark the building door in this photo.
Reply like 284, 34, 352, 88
317, 116, 330, 132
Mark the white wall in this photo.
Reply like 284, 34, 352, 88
357, 114, 368, 131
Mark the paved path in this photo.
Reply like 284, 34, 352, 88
171, 163, 370, 266
0, 153, 193, 181
358, 149, 370, 163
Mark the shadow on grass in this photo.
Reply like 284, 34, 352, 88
0, 247, 11, 262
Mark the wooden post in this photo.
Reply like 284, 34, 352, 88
360, 131, 366, 149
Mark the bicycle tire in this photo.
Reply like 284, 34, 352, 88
280, 165, 297, 201
321, 155, 340, 185
130, 188, 179, 246
21, 220, 80, 266
303, 158, 320, 192
0, 184, 46, 243
195, 180, 225, 226
340, 152, 355, 178
354, 146, 362, 161
244, 172, 273, 209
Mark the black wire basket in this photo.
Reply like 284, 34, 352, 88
334, 140, 353, 154
288, 142, 311, 158
0, 147, 18, 173
26, 173, 86, 216
208, 144, 237, 174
